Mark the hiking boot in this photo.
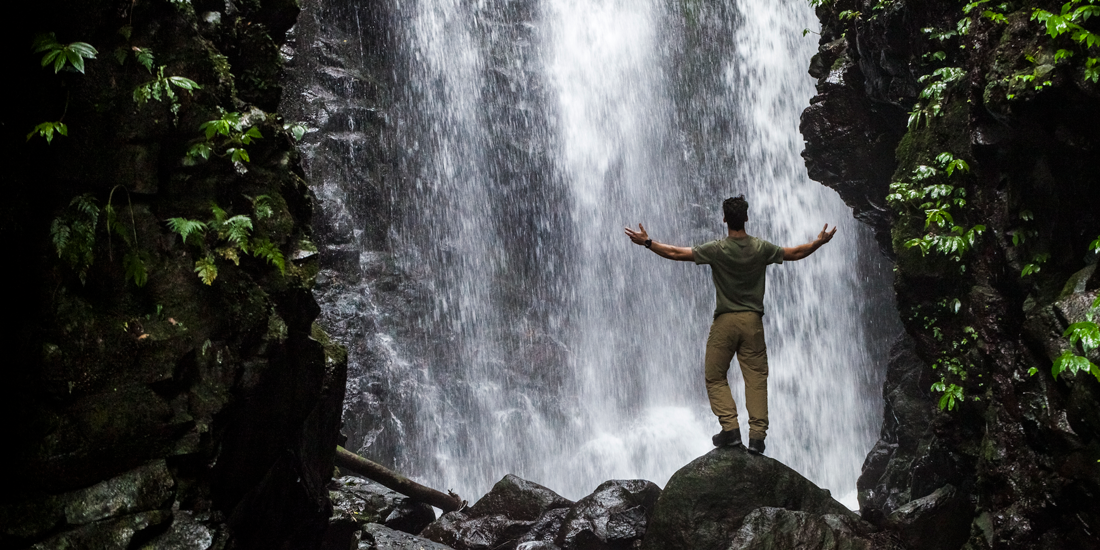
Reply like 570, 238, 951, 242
747, 438, 766, 455
712, 428, 743, 448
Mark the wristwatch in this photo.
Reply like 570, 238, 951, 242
644, 239, 652, 249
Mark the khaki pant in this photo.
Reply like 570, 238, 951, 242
705, 311, 769, 440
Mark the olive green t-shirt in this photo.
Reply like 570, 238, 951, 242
692, 236, 784, 318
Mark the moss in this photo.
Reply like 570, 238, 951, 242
311, 322, 348, 370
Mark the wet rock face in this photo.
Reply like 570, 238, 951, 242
554, 479, 661, 550
359, 523, 456, 550
3, 0, 346, 548
419, 475, 661, 550
325, 475, 436, 544
728, 507, 904, 550
800, 36, 907, 252
419, 474, 576, 550
640, 446, 860, 550
803, 1, 1100, 549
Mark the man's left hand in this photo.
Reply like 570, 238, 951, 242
625, 223, 650, 246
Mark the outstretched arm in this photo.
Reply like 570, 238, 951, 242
783, 224, 837, 261
624, 224, 694, 262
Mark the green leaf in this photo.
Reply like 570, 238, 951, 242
1028, 366, 1038, 376
166, 217, 207, 245
51, 194, 100, 284
249, 195, 275, 220
230, 148, 250, 163
187, 142, 212, 161
220, 215, 253, 244
67, 42, 98, 58
250, 238, 286, 274
123, 250, 148, 287
135, 48, 155, 73
32, 32, 61, 53
26, 121, 68, 144
210, 204, 228, 225
168, 76, 200, 90
195, 256, 218, 285
1053, 350, 1096, 380
1064, 320, 1100, 354
118, 25, 133, 40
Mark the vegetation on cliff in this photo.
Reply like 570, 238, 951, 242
802, 0, 1100, 547
1, 0, 345, 548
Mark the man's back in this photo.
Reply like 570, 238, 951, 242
693, 236, 784, 318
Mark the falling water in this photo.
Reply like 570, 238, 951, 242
285, 0, 897, 507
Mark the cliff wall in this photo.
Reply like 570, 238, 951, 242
801, 1, 1100, 547
0, 1, 346, 548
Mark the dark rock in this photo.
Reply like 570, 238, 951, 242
515, 508, 569, 547
419, 474, 574, 550
29, 510, 172, 550
420, 513, 534, 550
360, 522, 456, 550
727, 507, 902, 550
799, 31, 907, 253
641, 447, 856, 550
556, 479, 661, 550
857, 335, 941, 523
329, 476, 436, 534
516, 543, 560, 550
63, 459, 175, 526
883, 484, 971, 550
467, 474, 574, 522
143, 511, 220, 550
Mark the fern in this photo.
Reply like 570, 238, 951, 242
217, 246, 241, 266
50, 194, 100, 284
219, 215, 253, 245
250, 238, 286, 274
195, 256, 218, 285
166, 217, 207, 245
123, 250, 148, 287
248, 195, 274, 220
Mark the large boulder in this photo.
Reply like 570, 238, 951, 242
554, 479, 661, 550
882, 484, 971, 550
322, 475, 436, 548
359, 523, 456, 550
641, 446, 859, 550
420, 474, 574, 550
727, 507, 904, 550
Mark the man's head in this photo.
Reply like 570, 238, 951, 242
723, 195, 749, 231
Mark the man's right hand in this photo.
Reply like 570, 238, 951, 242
815, 224, 837, 245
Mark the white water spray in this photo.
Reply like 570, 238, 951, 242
299, 0, 894, 508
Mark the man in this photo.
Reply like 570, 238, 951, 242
624, 195, 836, 455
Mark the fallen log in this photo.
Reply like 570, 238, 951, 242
334, 446, 465, 512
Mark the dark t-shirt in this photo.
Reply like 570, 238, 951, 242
692, 236, 784, 318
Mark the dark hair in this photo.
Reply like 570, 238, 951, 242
723, 195, 748, 231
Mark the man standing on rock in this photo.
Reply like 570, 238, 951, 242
624, 195, 835, 455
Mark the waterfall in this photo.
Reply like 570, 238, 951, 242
285, 0, 897, 507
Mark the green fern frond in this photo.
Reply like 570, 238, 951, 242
220, 215, 253, 244
124, 250, 148, 287
195, 256, 218, 285
248, 194, 275, 220
166, 217, 207, 245
250, 238, 286, 274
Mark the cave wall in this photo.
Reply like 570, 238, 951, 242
0, 0, 346, 548
801, 1, 1100, 548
